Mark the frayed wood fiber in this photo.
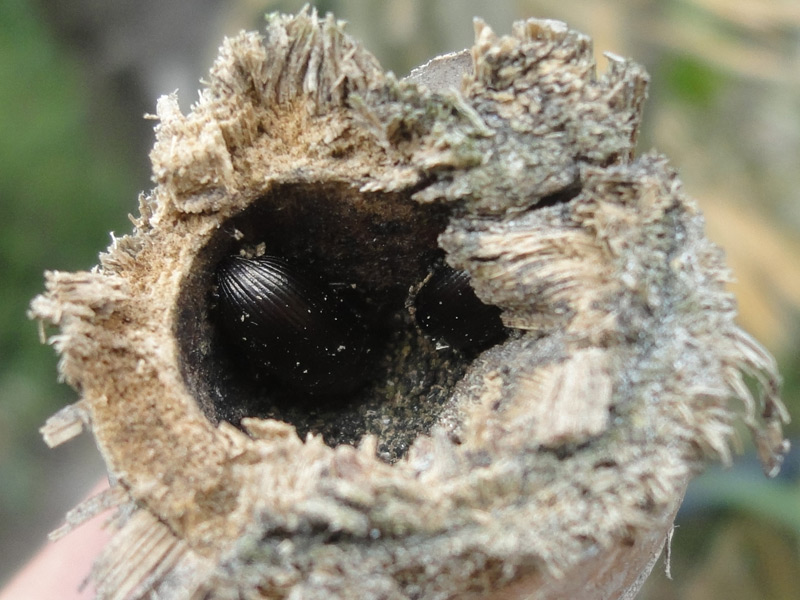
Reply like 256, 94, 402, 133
30, 8, 788, 600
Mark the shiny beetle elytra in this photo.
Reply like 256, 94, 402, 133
413, 264, 507, 353
214, 255, 372, 397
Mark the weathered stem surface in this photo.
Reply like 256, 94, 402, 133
30, 9, 788, 600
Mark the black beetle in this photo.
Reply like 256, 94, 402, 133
214, 255, 372, 397
413, 264, 507, 353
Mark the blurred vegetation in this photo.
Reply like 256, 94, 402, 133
1, 0, 798, 596
0, 0, 136, 581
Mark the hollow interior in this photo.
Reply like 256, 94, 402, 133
176, 181, 487, 462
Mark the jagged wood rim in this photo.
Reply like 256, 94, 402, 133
29, 9, 788, 600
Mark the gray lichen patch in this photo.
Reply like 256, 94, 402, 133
30, 8, 789, 600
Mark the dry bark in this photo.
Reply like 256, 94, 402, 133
30, 9, 788, 600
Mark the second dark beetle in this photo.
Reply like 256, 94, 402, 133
414, 265, 507, 353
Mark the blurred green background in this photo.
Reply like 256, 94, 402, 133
1, 0, 798, 597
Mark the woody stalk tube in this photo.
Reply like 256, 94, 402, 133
29, 9, 789, 600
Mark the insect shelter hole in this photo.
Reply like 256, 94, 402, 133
175, 181, 511, 462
